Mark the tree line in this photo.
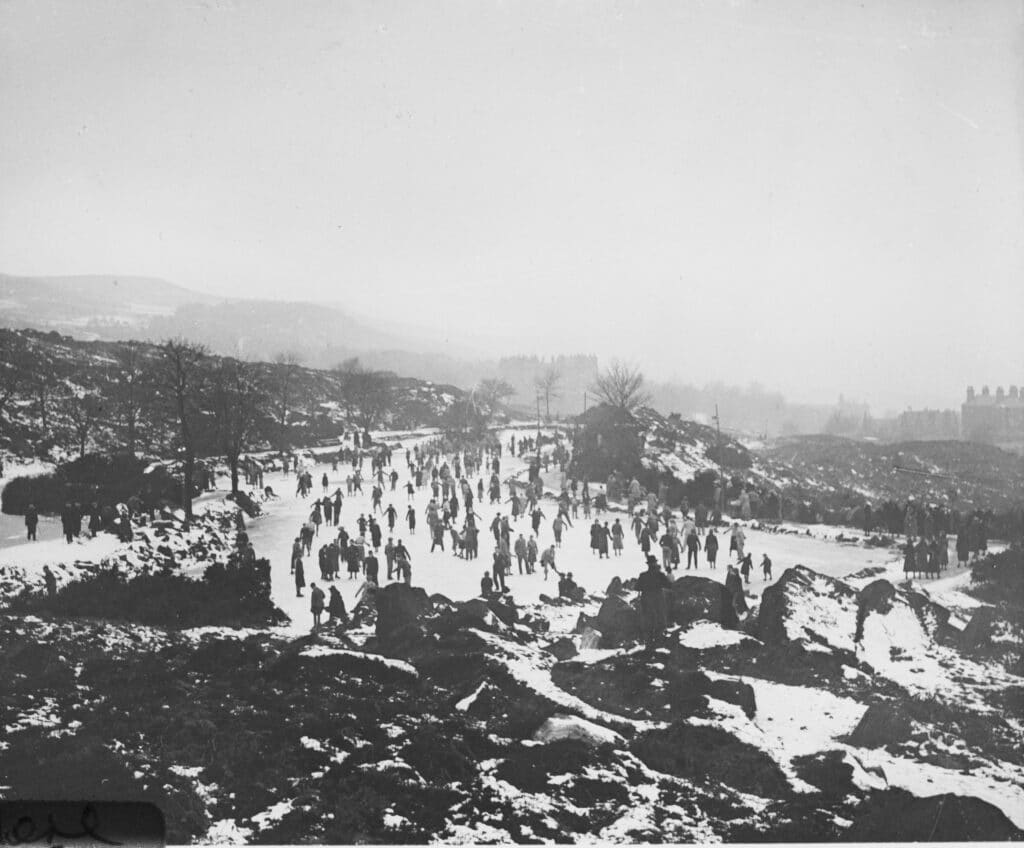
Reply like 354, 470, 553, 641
0, 331, 397, 518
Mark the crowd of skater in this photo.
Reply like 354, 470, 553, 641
263, 427, 1012, 633
273, 430, 806, 632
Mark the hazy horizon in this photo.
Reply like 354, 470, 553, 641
2, 0, 1021, 412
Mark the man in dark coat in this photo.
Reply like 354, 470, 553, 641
294, 557, 306, 597
725, 564, 747, 615
25, 504, 39, 541
42, 565, 57, 598
310, 583, 325, 629
328, 586, 348, 624
491, 550, 507, 593
637, 555, 671, 647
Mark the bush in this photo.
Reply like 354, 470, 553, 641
9, 558, 287, 629
570, 405, 643, 481
1, 454, 183, 516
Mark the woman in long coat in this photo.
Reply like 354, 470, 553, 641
294, 556, 305, 597
903, 538, 916, 578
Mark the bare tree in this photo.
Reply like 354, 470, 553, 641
66, 393, 105, 458
30, 371, 60, 433
273, 351, 303, 451
335, 359, 391, 429
0, 332, 26, 420
477, 378, 516, 414
153, 339, 209, 523
590, 360, 650, 414
211, 358, 266, 495
533, 364, 562, 420
113, 340, 147, 456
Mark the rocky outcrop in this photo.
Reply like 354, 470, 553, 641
847, 702, 914, 748
668, 575, 738, 629
375, 583, 431, 642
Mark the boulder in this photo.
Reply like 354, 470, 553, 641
375, 583, 431, 642
847, 702, 913, 748
847, 791, 1023, 841
961, 606, 998, 649
533, 714, 623, 748
594, 594, 641, 646
544, 637, 578, 661
429, 592, 456, 608
757, 566, 858, 648
487, 597, 518, 627
579, 627, 602, 650
668, 576, 738, 629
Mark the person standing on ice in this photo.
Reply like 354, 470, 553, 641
761, 553, 773, 581
552, 515, 565, 547
729, 523, 745, 561
514, 534, 528, 574
491, 550, 507, 593
611, 519, 624, 556
310, 583, 325, 629
405, 504, 416, 534
294, 556, 306, 597
24, 504, 39, 541
540, 544, 556, 580
705, 529, 719, 568
685, 528, 702, 570
530, 506, 546, 536
637, 555, 671, 648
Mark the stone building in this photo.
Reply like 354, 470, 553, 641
895, 408, 961, 441
962, 385, 1024, 455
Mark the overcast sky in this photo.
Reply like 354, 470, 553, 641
1, 0, 1021, 412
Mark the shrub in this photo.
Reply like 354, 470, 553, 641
1, 454, 183, 516
9, 558, 287, 629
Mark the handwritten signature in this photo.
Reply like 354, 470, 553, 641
0, 804, 121, 846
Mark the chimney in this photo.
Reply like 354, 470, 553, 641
967, 386, 975, 402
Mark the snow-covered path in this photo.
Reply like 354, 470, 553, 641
245, 428, 908, 634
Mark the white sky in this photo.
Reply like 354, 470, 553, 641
1, 0, 1021, 411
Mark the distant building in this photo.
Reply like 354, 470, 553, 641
962, 385, 1024, 455
895, 408, 960, 442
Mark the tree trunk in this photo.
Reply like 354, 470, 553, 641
183, 451, 195, 525
229, 454, 240, 495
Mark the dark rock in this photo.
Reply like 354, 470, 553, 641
594, 594, 641, 647
668, 576, 738, 629
757, 566, 857, 647
847, 702, 913, 748
632, 722, 790, 798
846, 790, 1023, 841
376, 583, 431, 642
544, 637, 578, 661
487, 597, 518, 627
706, 678, 757, 719
791, 750, 856, 799
429, 593, 455, 608
961, 607, 998, 649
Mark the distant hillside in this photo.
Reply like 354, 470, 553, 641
0, 274, 221, 336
